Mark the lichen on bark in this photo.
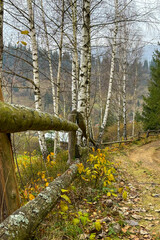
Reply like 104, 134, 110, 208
0, 162, 79, 240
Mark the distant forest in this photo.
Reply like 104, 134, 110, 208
2, 43, 151, 135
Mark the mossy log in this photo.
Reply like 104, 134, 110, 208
0, 162, 79, 240
0, 101, 78, 133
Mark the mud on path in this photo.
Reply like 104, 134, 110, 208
115, 140, 160, 239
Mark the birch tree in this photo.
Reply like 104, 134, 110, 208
54, 0, 64, 155
122, 45, 127, 140
27, 0, 48, 160
40, 0, 56, 113
77, 0, 91, 144
98, 0, 119, 143
71, 0, 79, 111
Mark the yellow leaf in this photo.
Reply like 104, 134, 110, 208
94, 164, 99, 169
122, 191, 127, 200
77, 163, 84, 174
108, 181, 111, 185
61, 189, 69, 193
50, 152, 54, 156
61, 194, 71, 203
112, 193, 117, 197
47, 155, 50, 162
104, 166, 107, 174
108, 173, 114, 181
73, 218, 80, 225
17, 41, 19, 44
21, 41, 27, 46
91, 175, 96, 179
21, 30, 29, 35
86, 169, 91, 176
89, 233, 96, 240
118, 188, 123, 193
103, 181, 107, 187
60, 201, 68, 212
95, 220, 101, 231
29, 194, 35, 200
46, 182, 49, 187
50, 161, 55, 166
42, 174, 45, 179
107, 192, 111, 197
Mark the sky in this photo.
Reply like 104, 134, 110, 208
3, 0, 160, 47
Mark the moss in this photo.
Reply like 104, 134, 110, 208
0, 101, 78, 133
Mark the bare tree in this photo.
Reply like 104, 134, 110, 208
98, 0, 119, 143
27, 0, 48, 160
54, 0, 65, 155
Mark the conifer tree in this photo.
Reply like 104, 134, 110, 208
142, 50, 160, 130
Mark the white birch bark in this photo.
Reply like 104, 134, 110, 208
0, 0, 3, 92
77, 0, 91, 144
77, 0, 90, 115
117, 76, 121, 141
86, 43, 91, 145
122, 21, 128, 140
122, 48, 127, 140
40, 0, 56, 114
54, 0, 64, 155
132, 59, 138, 136
97, 57, 103, 126
27, 0, 48, 160
71, 0, 79, 111
98, 0, 119, 142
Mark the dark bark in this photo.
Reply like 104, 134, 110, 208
0, 0, 20, 222
68, 111, 77, 164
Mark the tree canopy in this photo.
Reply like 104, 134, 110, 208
142, 50, 160, 130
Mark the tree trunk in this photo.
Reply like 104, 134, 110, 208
54, 0, 65, 156
71, 0, 79, 111
122, 27, 127, 140
98, 0, 119, 143
97, 57, 103, 126
78, 0, 90, 115
68, 111, 77, 164
86, 44, 91, 145
117, 77, 121, 141
0, 101, 78, 133
40, 0, 56, 114
0, 0, 20, 222
77, 0, 91, 144
132, 59, 138, 136
27, 0, 48, 160
0, 162, 79, 240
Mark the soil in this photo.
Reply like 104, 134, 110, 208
115, 139, 160, 239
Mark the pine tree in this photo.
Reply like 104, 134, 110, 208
142, 50, 160, 130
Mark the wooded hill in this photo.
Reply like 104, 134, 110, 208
3, 43, 150, 135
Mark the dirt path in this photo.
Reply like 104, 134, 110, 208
129, 141, 160, 174
115, 140, 160, 239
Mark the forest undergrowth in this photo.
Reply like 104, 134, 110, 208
15, 137, 160, 240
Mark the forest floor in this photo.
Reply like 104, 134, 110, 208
34, 137, 160, 240
113, 139, 160, 240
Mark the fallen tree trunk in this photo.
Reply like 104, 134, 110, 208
101, 140, 133, 146
0, 162, 79, 240
0, 101, 78, 133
